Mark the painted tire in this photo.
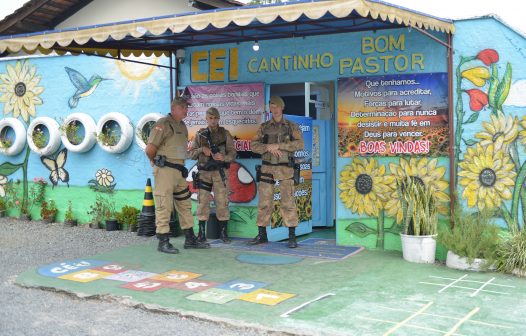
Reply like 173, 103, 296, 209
27, 117, 61, 156
0, 118, 26, 156
135, 112, 163, 150
60, 112, 97, 153
96, 112, 134, 154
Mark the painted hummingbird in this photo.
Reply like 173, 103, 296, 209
65, 67, 111, 108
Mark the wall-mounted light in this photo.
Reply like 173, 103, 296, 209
252, 41, 260, 51
176, 49, 185, 64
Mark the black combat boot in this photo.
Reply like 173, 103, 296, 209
157, 233, 179, 254
219, 220, 231, 244
288, 227, 298, 248
197, 220, 207, 242
247, 226, 268, 245
183, 228, 210, 249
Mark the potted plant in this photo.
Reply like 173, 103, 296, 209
398, 176, 438, 263
103, 197, 118, 231
40, 199, 58, 223
115, 205, 139, 232
64, 200, 78, 227
32, 127, 48, 148
59, 119, 82, 145
0, 198, 6, 217
97, 126, 118, 147
496, 230, 526, 277
87, 194, 106, 229
439, 205, 500, 271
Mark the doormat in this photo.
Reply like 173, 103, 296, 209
209, 238, 364, 260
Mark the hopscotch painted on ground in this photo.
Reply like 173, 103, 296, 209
420, 274, 515, 297
358, 300, 514, 336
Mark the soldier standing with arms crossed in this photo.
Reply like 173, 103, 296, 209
145, 97, 210, 254
189, 107, 236, 243
249, 96, 304, 248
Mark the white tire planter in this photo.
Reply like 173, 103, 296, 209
27, 117, 61, 156
400, 233, 437, 264
0, 118, 26, 156
61, 112, 97, 153
96, 112, 134, 154
135, 112, 163, 150
446, 250, 486, 272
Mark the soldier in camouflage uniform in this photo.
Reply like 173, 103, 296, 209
189, 107, 236, 243
249, 96, 304, 248
145, 97, 210, 254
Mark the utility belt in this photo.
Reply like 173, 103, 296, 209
198, 162, 231, 171
262, 161, 292, 167
154, 155, 188, 178
256, 163, 301, 185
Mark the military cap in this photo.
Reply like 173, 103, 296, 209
206, 107, 220, 117
269, 96, 285, 108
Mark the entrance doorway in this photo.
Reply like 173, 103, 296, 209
270, 81, 335, 228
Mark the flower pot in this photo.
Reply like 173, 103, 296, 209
446, 250, 486, 271
43, 216, 55, 224
90, 221, 100, 229
105, 219, 118, 231
128, 223, 137, 232
400, 233, 436, 264
0, 210, 5, 218
512, 268, 526, 277
64, 219, 78, 227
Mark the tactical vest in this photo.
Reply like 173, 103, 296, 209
197, 127, 228, 165
156, 117, 188, 161
260, 119, 294, 164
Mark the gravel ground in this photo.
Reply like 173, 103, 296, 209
0, 218, 280, 336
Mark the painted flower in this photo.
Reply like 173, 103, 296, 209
0, 175, 7, 197
458, 143, 515, 210
475, 111, 518, 152
477, 49, 499, 66
386, 157, 450, 223
517, 116, 526, 149
95, 168, 114, 187
338, 158, 394, 216
0, 60, 44, 122
465, 89, 488, 112
461, 67, 490, 87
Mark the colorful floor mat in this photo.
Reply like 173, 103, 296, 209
209, 238, 363, 260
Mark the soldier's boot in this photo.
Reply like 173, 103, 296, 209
288, 227, 298, 248
183, 229, 210, 249
219, 220, 231, 244
247, 226, 268, 245
197, 220, 207, 242
157, 233, 179, 254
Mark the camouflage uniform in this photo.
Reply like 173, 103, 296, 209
251, 118, 304, 229
148, 115, 193, 234
189, 126, 236, 221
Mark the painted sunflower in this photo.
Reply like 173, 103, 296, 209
475, 111, 518, 152
517, 116, 526, 149
0, 60, 44, 122
386, 157, 450, 223
458, 143, 516, 210
338, 158, 394, 216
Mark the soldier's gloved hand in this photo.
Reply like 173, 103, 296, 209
202, 147, 212, 157
267, 144, 283, 158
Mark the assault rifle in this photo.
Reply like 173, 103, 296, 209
200, 128, 227, 186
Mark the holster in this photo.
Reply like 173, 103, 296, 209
154, 155, 188, 178
255, 164, 275, 185
293, 163, 301, 185
192, 171, 199, 189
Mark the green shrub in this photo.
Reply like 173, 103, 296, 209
438, 205, 500, 264
496, 230, 526, 276
115, 205, 139, 225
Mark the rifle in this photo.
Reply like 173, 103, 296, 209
200, 128, 227, 186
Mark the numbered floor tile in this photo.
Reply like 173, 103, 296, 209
238, 289, 295, 306
105, 270, 158, 283
186, 288, 243, 304
121, 280, 173, 292
91, 263, 128, 274
38, 259, 110, 278
217, 279, 268, 293
58, 270, 113, 283
151, 270, 202, 283
168, 280, 220, 292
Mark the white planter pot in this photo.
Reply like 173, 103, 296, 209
400, 233, 436, 264
446, 250, 486, 271
512, 268, 526, 277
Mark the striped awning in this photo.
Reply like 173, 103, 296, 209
0, 0, 454, 56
